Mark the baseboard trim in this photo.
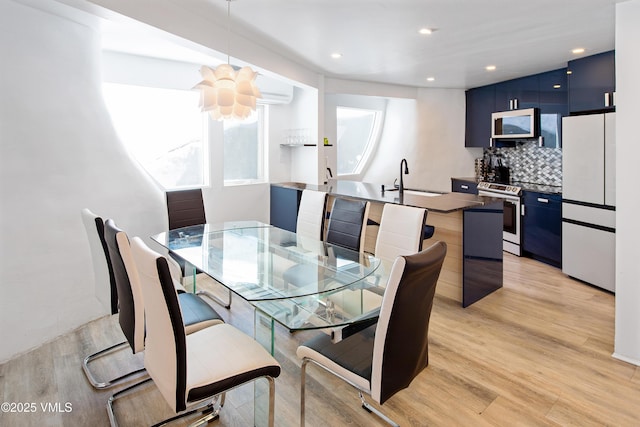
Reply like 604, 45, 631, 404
612, 352, 640, 367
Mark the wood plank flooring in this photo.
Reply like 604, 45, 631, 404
1, 253, 639, 426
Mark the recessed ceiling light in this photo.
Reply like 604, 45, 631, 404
553, 84, 562, 89
419, 28, 435, 35
426, 77, 435, 82
566, 70, 573, 75
331, 53, 343, 59
485, 65, 496, 71
572, 48, 585, 54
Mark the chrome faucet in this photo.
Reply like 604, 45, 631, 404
399, 158, 409, 194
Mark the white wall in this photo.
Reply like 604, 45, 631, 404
613, 0, 640, 366
288, 86, 321, 184
327, 88, 480, 193
0, 0, 167, 362
413, 88, 482, 192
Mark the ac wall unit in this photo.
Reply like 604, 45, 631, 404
256, 75, 294, 105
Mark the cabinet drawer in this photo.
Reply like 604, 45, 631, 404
523, 192, 561, 207
451, 179, 478, 194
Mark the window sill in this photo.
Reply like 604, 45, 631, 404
224, 180, 267, 187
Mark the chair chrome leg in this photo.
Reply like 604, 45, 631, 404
187, 397, 223, 427
153, 399, 219, 427
301, 356, 399, 427
82, 341, 146, 389
300, 358, 308, 427
197, 289, 232, 309
358, 391, 399, 427
107, 377, 153, 427
108, 379, 218, 427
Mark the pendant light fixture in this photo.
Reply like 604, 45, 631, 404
193, 0, 261, 121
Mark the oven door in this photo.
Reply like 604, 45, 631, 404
502, 198, 520, 245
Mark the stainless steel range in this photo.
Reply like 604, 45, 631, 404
477, 182, 523, 256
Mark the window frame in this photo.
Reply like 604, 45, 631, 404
335, 106, 384, 178
222, 104, 268, 187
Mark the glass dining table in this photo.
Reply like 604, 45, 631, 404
152, 221, 391, 425
151, 221, 391, 353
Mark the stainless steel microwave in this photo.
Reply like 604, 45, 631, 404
491, 108, 540, 139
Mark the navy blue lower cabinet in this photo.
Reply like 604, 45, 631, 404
270, 185, 301, 232
462, 201, 504, 307
522, 191, 562, 267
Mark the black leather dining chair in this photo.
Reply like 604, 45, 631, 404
107, 237, 281, 427
166, 188, 207, 230
166, 188, 232, 309
81, 218, 224, 390
283, 197, 369, 290
325, 197, 370, 252
81, 208, 118, 315
297, 241, 447, 426
81, 208, 140, 390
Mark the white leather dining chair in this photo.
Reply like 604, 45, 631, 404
296, 189, 328, 240
375, 203, 428, 262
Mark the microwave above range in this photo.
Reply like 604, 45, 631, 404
491, 107, 540, 139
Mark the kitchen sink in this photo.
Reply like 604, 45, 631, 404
402, 190, 441, 197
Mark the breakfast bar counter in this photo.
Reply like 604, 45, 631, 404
271, 180, 504, 307
274, 180, 495, 213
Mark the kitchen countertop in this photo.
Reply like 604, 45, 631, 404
273, 180, 501, 213
451, 177, 562, 195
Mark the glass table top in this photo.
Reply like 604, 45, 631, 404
151, 221, 387, 301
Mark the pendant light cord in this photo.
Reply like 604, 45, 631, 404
226, 0, 231, 65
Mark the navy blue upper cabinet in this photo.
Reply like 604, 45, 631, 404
568, 50, 615, 113
465, 84, 495, 147
494, 74, 539, 111
538, 68, 568, 115
538, 68, 568, 148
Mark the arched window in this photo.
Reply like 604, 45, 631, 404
102, 83, 208, 190
336, 106, 382, 176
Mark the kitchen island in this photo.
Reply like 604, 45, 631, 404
270, 180, 504, 307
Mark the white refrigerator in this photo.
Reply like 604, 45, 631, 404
562, 113, 616, 292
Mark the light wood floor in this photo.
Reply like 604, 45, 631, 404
2, 253, 639, 426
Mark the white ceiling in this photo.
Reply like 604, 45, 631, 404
101, 0, 626, 90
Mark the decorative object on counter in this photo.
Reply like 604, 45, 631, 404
474, 158, 485, 181
193, 0, 261, 121
283, 128, 312, 146
494, 157, 510, 184
484, 140, 562, 186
